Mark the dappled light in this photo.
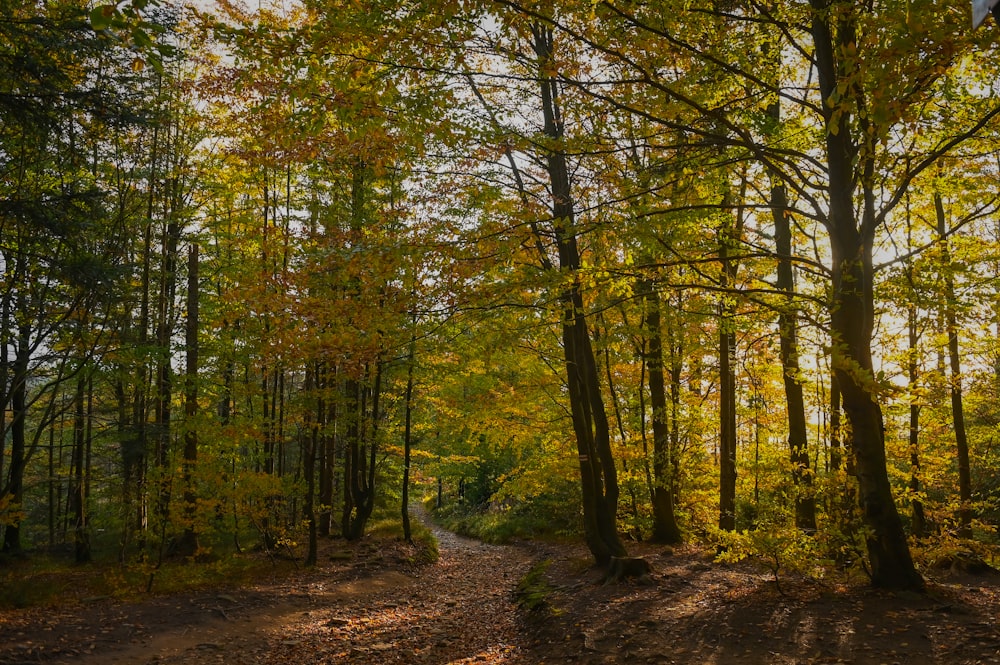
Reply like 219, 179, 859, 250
3, 0, 1000, 662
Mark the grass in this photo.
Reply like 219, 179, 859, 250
430, 500, 579, 545
515, 558, 558, 615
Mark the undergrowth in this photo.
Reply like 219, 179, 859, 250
429, 498, 578, 544
516, 558, 558, 615
0, 503, 437, 610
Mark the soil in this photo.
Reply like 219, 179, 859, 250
0, 521, 998, 665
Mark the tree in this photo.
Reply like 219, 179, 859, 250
526, 20, 628, 566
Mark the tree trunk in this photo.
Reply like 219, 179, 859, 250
907, 283, 926, 538
72, 375, 91, 563
1, 314, 31, 554
641, 279, 682, 544
402, 334, 416, 543
810, 1, 922, 591
318, 362, 334, 537
532, 23, 626, 566
772, 181, 817, 532
904, 212, 926, 538
341, 160, 379, 542
177, 244, 200, 557
718, 218, 738, 533
934, 193, 973, 538
303, 364, 318, 566
154, 216, 180, 531
829, 372, 843, 473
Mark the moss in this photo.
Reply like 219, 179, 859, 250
516, 559, 557, 615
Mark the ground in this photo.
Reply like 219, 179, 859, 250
0, 522, 998, 665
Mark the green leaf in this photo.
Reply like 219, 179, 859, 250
132, 27, 153, 48
89, 5, 116, 31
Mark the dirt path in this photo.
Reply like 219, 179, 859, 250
0, 519, 534, 665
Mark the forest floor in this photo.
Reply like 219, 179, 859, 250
1, 517, 999, 665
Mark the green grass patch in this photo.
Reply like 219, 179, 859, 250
430, 500, 578, 545
516, 558, 558, 614
366, 505, 439, 564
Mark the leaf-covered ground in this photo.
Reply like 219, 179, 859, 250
1, 522, 998, 665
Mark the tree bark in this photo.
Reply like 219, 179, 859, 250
341, 159, 380, 542
303, 364, 318, 566
772, 182, 817, 532
1, 305, 31, 554
641, 279, 682, 544
907, 279, 926, 538
934, 193, 973, 538
810, 1, 922, 590
402, 334, 416, 543
177, 244, 200, 557
718, 216, 738, 533
532, 23, 626, 566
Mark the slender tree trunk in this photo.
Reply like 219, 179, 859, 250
904, 210, 926, 538
154, 216, 180, 529
48, 411, 57, 549
907, 286, 926, 538
718, 216, 738, 533
402, 334, 416, 543
829, 373, 843, 473
0, 266, 9, 541
303, 364, 318, 566
127, 216, 154, 552
1, 314, 31, 554
177, 244, 200, 557
637, 353, 657, 515
318, 362, 334, 537
641, 279, 682, 543
667, 291, 684, 507
72, 375, 90, 563
934, 193, 973, 538
341, 160, 380, 542
771, 181, 817, 531
532, 23, 626, 566
603, 342, 642, 540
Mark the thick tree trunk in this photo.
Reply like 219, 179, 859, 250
811, 1, 922, 591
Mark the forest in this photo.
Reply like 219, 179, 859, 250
4, 0, 1000, 622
